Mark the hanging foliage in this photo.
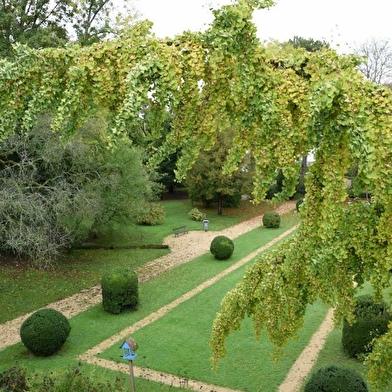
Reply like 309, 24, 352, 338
1, 0, 392, 388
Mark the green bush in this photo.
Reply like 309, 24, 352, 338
0, 366, 127, 392
188, 207, 206, 221
262, 211, 281, 228
304, 365, 368, 392
136, 202, 165, 225
223, 192, 242, 207
210, 235, 234, 260
20, 308, 71, 357
342, 294, 391, 358
101, 267, 139, 314
296, 198, 304, 212
0, 366, 29, 392
296, 175, 306, 195
41, 366, 127, 392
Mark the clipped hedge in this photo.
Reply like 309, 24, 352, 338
262, 211, 281, 228
342, 294, 391, 358
210, 235, 234, 260
304, 365, 368, 392
20, 308, 71, 357
101, 267, 139, 314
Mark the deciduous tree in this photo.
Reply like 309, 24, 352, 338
0, 114, 160, 267
186, 130, 253, 214
355, 38, 392, 85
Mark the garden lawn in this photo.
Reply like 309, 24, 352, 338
0, 199, 272, 324
101, 275, 328, 392
0, 213, 300, 391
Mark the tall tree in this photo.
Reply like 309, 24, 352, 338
186, 130, 253, 214
0, 0, 73, 57
0, 0, 139, 57
72, 0, 140, 46
288, 35, 330, 52
355, 38, 392, 85
0, 113, 160, 267
1, 0, 392, 387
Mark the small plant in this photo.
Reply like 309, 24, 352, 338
20, 308, 71, 357
296, 198, 304, 212
342, 294, 391, 358
262, 211, 281, 228
0, 366, 127, 392
304, 365, 368, 391
188, 207, 206, 221
101, 267, 139, 314
0, 366, 29, 392
210, 235, 234, 260
44, 366, 127, 392
136, 202, 165, 225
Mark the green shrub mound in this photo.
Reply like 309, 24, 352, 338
136, 202, 165, 225
342, 294, 391, 358
101, 267, 139, 314
188, 207, 206, 221
262, 211, 281, 228
304, 365, 368, 392
210, 235, 234, 260
20, 308, 71, 357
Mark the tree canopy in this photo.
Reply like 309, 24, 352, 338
355, 38, 392, 85
0, 0, 139, 57
0, 0, 392, 388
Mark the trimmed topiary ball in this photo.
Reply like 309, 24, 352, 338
101, 267, 139, 314
262, 211, 281, 228
342, 294, 391, 358
210, 235, 234, 260
304, 365, 368, 392
20, 308, 71, 357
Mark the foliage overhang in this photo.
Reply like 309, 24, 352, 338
1, 0, 392, 389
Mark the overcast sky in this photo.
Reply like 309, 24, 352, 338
134, 0, 392, 53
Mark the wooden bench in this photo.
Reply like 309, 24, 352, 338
172, 225, 188, 237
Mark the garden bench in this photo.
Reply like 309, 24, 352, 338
172, 225, 188, 237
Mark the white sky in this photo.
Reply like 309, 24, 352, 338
134, 0, 392, 53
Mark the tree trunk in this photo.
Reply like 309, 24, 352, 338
301, 155, 308, 177
217, 194, 223, 215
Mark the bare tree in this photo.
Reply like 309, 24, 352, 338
355, 38, 392, 85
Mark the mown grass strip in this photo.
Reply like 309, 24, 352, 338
98, 249, 328, 392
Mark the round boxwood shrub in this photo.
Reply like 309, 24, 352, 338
210, 235, 234, 260
101, 267, 139, 314
20, 308, 71, 357
342, 294, 391, 358
262, 211, 281, 228
304, 365, 368, 392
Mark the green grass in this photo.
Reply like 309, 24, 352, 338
300, 282, 392, 392
0, 213, 300, 390
0, 198, 275, 324
1, 196, 390, 391
0, 249, 168, 324
101, 268, 327, 392
4, 204, 387, 391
